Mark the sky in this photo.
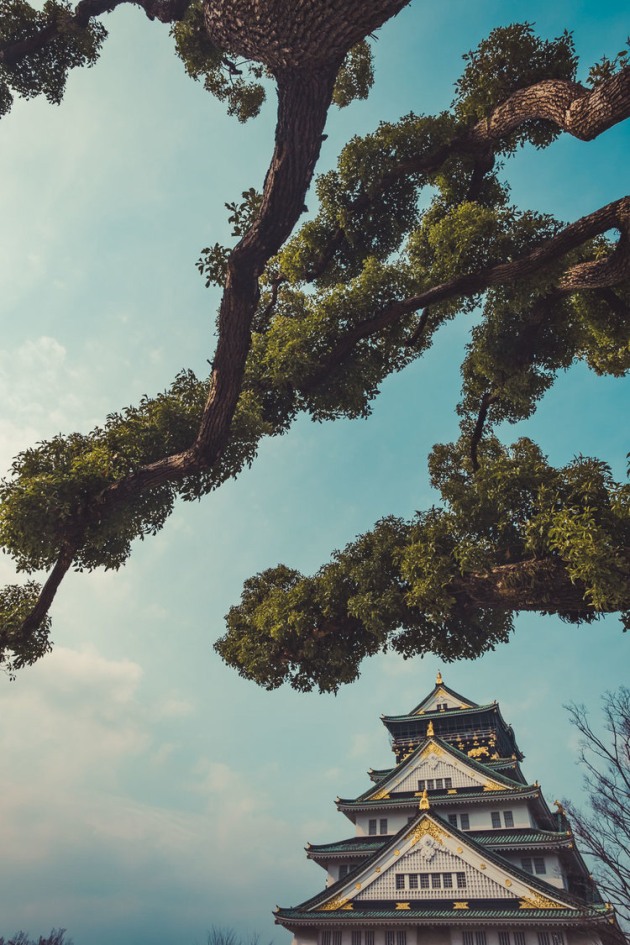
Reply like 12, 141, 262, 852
0, 1, 628, 943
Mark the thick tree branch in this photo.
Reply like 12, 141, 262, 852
453, 557, 614, 615
21, 541, 77, 635
301, 195, 630, 390
295, 69, 630, 285
470, 391, 498, 472
467, 69, 630, 145
0, 0, 190, 70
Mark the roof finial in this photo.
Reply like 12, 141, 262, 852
436, 670, 443, 685
427, 720, 434, 737
419, 788, 430, 810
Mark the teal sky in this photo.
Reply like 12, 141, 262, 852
0, 2, 628, 943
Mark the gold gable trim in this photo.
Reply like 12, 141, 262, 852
318, 896, 349, 911
519, 894, 565, 910
370, 788, 390, 800
409, 819, 446, 846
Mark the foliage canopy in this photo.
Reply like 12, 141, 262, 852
0, 1, 628, 686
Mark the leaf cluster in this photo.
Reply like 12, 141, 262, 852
172, 5, 375, 121
0, 0, 106, 116
587, 39, 630, 87
454, 22, 577, 150
0, 581, 52, 676
197, 188, 262, 288
216, 438, 629, 692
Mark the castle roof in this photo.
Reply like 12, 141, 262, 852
306, 828, 575, 861
278, 810, 609, 925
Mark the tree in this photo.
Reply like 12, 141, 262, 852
204, 927, 272, 945
0, 1, 628, 684
564, 688, 630, 929
0, 931, 72, 945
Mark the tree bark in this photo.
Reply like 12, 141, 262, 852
453, 558, 611, 616
203, 0, 411, 71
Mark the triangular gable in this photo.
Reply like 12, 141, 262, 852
411, 679, 478, 715
311, 813, 574, 913
364, 737, 517, 800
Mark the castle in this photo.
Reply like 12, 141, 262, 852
275, 674, 615, 945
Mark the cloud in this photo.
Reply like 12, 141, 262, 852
0, 335, 101, 469
0, 644, 306, 942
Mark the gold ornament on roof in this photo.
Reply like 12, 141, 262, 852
370, 788, 390, 800
419, 789, 430, 810
396, 903, 411, 910
427, 721, 435, 736
318, 896, 349, 911
453, 902, 469, 910
519, 893, 564, 910
410, 819, 446, 846
554, 800, 565, 815
436, 671, 443, 684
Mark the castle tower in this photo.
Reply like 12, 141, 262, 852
274, 675, 617, 945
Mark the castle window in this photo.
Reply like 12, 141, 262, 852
396, 933, 407, 945
442, 873, 453, 888
498, 933, 511, 945
514, 934, 526, 945
351, 933, 362, 945
339, 865, 349, 879
460, 813, 470, 830
320, 932, 331, 945
368, 819, 377, 836
379, 818, 388, 835
426, 779, 435, 790
332, 932, 341, 945
537, 933, 550, 945
435, 778, 444, 789
444, 777, 453, 789
420, 873, 430, 888
448, 814, 458, 828
534, 857, 546, 874
456, 872, 466, 888
396, 873, 405, 890
431, 873, 442, 888
491, 811, 501, 828
503, 810, 514, 828
463, 933, 474, 945
521, 857, 533, 873
365, 934, 374, 945
409, 874, 418, 889
475, 933, 487, 945
418, 780, 425, 791
550, 934, 564, 945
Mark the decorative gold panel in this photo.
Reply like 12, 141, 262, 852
409, 819, 446, 846
370, 789, 391, 800
519, 893, 564, 910
318, 896, 348, 911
